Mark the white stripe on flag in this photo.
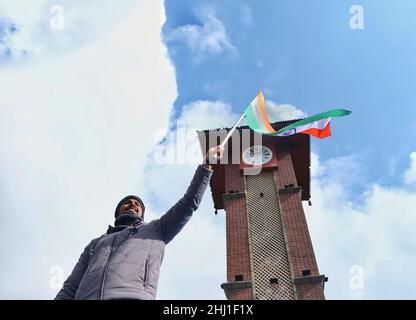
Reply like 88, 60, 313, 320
277, 118, 330, 136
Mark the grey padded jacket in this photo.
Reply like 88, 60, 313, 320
55, 165, 213, 300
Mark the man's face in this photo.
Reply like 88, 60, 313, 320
119, 198, 143, 219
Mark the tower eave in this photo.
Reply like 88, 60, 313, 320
197, 120, 311, 210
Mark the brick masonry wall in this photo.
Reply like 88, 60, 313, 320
223, 164, 253, 300
227, 288, 252, 300
221, 152, 324, 300
273, 146, 325, 300
296, 282, 325, 300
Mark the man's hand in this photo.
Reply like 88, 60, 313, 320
202, 145, 225, 171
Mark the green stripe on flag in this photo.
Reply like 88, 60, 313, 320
245, 106, 276, 136
276, 109, 351, 134
244, 105, 262, 132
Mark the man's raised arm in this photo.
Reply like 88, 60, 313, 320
158, 146, 223, 244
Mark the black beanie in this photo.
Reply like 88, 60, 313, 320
114, 195, 145, 220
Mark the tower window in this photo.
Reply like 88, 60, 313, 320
302, 270, 311, 277
235, 275, 243, 281
270, 278, 279, 284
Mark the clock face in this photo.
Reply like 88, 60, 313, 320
242, 146, 273, 165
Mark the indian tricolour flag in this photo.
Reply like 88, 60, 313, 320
244, 92, 351, 139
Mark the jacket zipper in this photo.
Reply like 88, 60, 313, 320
143, 259, 149, 286
100, 234, 117, 300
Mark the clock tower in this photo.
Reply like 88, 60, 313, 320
197, 119, 327, 300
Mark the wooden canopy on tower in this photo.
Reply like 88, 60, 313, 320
197, 119, 311, 210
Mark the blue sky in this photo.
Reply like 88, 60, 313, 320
161, 1, 416, 298
164, 0, 416, 189
1, 0, 416, 299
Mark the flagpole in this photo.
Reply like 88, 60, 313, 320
219, 112, 246, 149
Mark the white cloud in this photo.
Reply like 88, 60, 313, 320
311, 152, 326, 178
145, 100, 416, 299
404, 152, 416, 185
143, 100, 239, 299
180, 100, 237, 129
143, 98, 327, 299
0, 0, 176, 299
0, 0, 138, 60
166, 8, 235, 62
3, 0, 414, 300
305, 151, 416, 299
264, 100, 307, 122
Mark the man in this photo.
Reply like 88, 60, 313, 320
55, 145, 224, 300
